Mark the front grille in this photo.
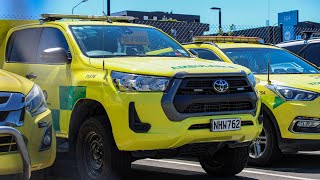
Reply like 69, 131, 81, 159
161, 73, 258, 121
173, 76, 256, 114
177, 77, 252, 95
0, 92, 25, 126
184, 101, 253, 113
0, 135, 18, 153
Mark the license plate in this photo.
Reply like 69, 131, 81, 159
211, 119, 241, 132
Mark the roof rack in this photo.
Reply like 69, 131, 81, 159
193, 36, 262, 44
40, 14, 136, 22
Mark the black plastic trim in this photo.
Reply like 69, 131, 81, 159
129, 102, 151, 133
162, 72, 258, 121
279, 138, 320, 151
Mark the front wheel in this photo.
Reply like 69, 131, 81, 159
248, 116, 282, 166
76, 116, 131, 180
199, 146, 249, 177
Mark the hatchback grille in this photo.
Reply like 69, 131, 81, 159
183, 101, 253, 113
0, 135, 18, 153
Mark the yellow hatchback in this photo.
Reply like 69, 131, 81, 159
184, 36, 320, 166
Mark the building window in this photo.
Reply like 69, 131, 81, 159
143, 16, 149, 20
153, 16, 158, 21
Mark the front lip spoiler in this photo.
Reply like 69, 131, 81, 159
0, 126, 31, 180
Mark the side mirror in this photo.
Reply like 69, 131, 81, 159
189, 49, 199, 57
41, 48, 71, 64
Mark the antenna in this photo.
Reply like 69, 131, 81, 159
267, 0, 271, 85
267, 57, 271, 84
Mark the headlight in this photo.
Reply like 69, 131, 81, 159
267, 85, 319, 101
111, 71, 171, 92
247, 73, 256, 87
26, 84, 47, 116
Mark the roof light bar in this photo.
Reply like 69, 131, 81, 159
193, 36, 262, 44
40, 14, 136, 22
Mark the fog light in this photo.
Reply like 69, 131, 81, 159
43, 134, 52, 146
291, 117, 320, 133
40, 124, 53, 151
296, 121, 320, 128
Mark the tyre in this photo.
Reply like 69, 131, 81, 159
199, 146, 249, 177
248, 116, 282, 166
76, 116, 131, 180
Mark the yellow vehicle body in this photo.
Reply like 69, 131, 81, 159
184, 42, 320, 151
0, 69, 55, 176
0, 20, 263, 153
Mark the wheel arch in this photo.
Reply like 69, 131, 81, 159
68, 98, 111, 153
261, 103, 282, 144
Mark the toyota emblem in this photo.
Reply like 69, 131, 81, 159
213, 80, 229, 93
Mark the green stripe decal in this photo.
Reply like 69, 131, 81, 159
273, 97, 285, 109
51, 109, 60, 131
60, 86, 86, 110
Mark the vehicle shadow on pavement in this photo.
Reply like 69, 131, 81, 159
247, 152, 320, 174
128, 164, 257, 180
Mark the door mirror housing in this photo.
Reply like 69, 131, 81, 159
41, 48, 71, 64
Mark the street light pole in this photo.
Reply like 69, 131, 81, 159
107, 0, 111, 16
72, 0, 89, 15
211, 7, 222, 29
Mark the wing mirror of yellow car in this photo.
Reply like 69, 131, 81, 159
189, 49, 199, 57
40, 47, 71, 64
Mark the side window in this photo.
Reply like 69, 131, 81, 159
37, 28, 70, 64
6, 28, 42, 63
190, 48, 222, 61
304, 43, 320, 66
283, 44, 305, 54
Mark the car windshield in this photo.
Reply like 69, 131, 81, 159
70, 25, 190, 58
222, 48, 320, 74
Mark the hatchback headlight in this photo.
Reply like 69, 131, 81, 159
111, 71, 171, 92
267, 85, 319, 101
26, 84, 47, 116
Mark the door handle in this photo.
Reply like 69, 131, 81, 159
26, 73, 37, 79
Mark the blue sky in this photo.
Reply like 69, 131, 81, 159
0, 0, 319, 26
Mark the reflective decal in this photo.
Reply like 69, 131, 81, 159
273, 96, 285, 109
171, 64, 236, 70
309, 82, 320, 85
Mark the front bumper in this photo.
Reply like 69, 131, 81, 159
279, 138, 320, 151
0, 109, 56, 176
273, 98, 320, 140
105, 91, 262, 151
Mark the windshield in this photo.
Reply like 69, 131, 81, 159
222, 48, 320, 74
70, 25, 190, 58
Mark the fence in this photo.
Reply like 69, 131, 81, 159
1, 14, 320, 44
135, 20, 320, 44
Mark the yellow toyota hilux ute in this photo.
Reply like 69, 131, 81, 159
184, 36, 320, 166
0, 69, 55, 179
1, 15, 262, 179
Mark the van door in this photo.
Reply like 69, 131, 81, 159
4, 27, 72, 137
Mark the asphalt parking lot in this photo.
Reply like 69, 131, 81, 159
20, 151, 319, 180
